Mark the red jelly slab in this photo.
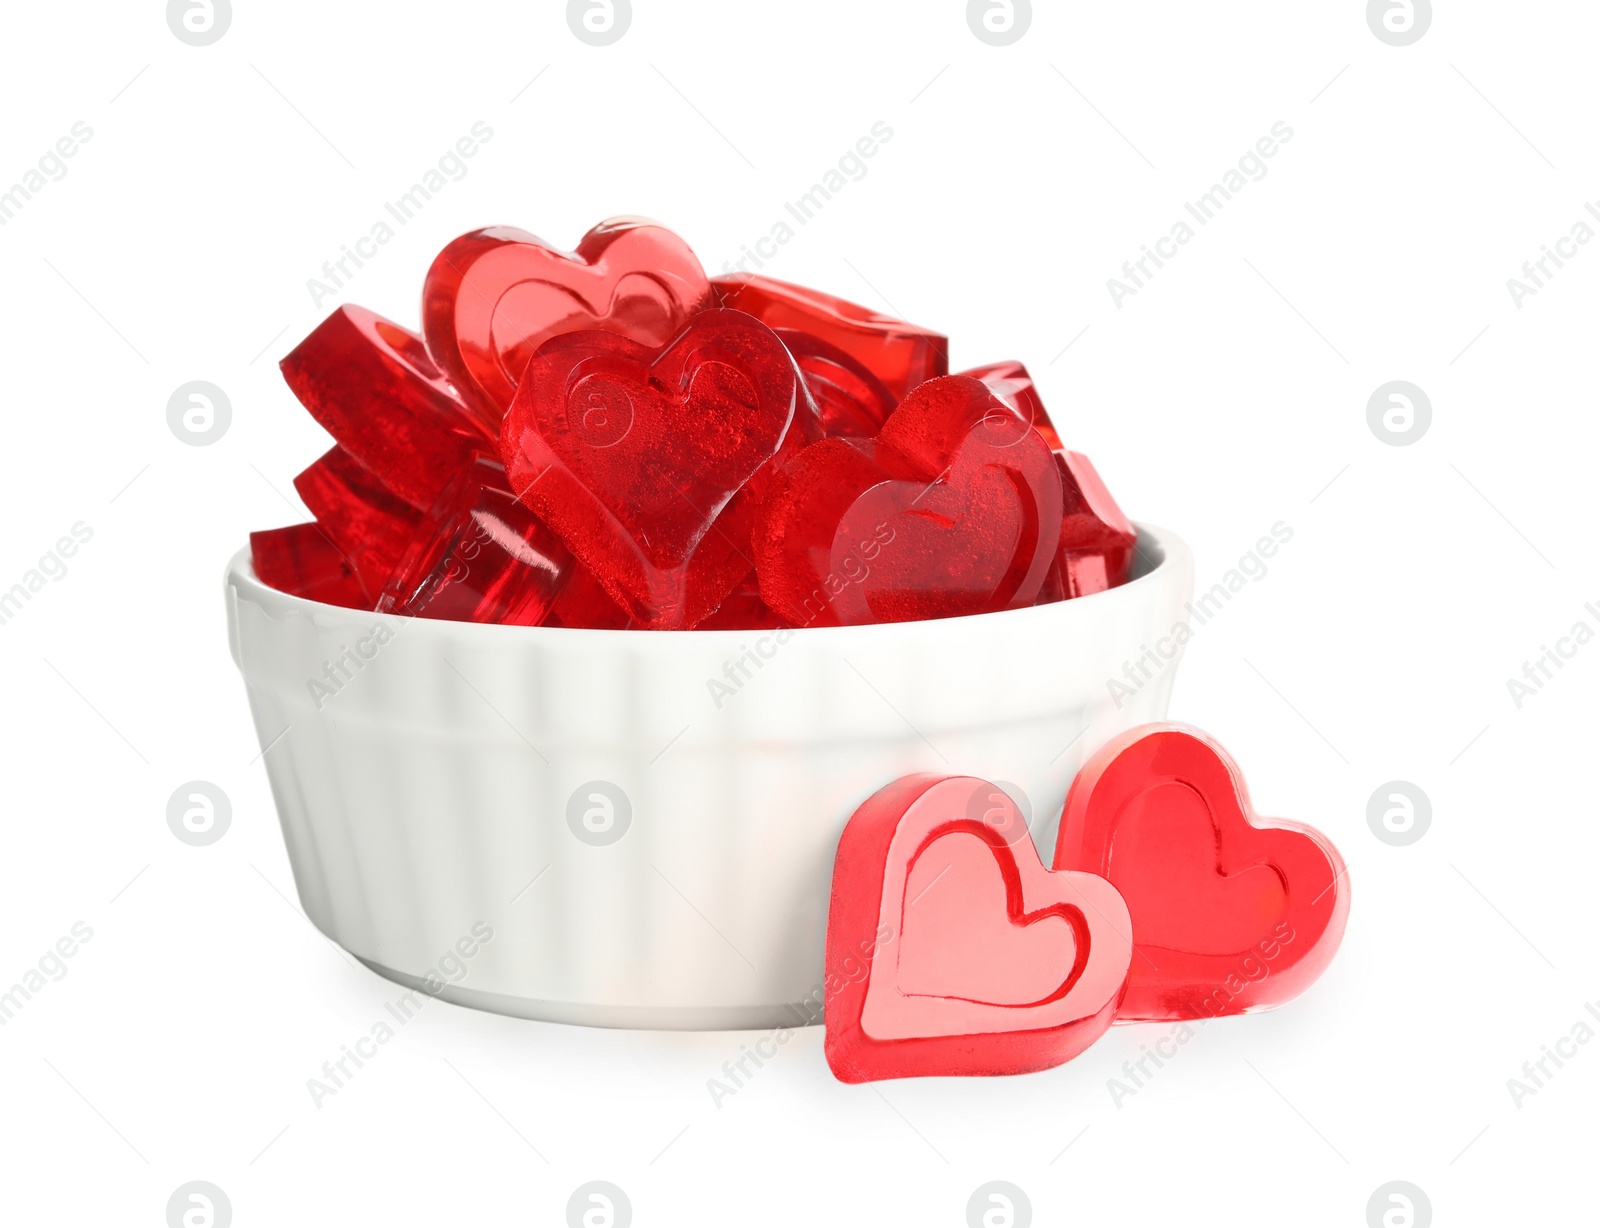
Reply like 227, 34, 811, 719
377, 458, 570, 626
250, 523, 369, 609
958, 360, 1064, 450
280, 306, 494, 513
955, 363, 1136, 601
775, 328, 896, 439
753, 376, 1063, 626
501, 308, 807, 630
542, 560, 639, 630
1045, 451, 1138, 600
424, 219, 714, 427
1053, 726, 1350, 1021
293, 446, 422, 601
714, 273, 947, 401
693, 571, 789, 630
826, 775, 1133, 1082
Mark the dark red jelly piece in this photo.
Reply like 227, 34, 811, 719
377, 458, 570, 626
1045, 451, 1138, 600
775, 328, 896, 439
280, 305, 494, 513
250, 523, 369, 609
293, 446, 422, 601
958, 360, 1065, 450
713, 273, 946, 402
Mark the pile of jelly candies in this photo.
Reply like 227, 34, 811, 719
252, 218, 1138, 631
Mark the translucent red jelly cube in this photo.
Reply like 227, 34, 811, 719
250, 523, 369, 609
377, 459, 571, 626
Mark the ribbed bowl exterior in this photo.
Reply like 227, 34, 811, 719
226, 524, 1192, 1029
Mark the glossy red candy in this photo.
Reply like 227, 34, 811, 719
775, 328, 896, 439
542, 560, 639, 630
250, 523, 369, 609
377, 458, 570, 626
826, 775, 1133, 1082
958, 360, 1064, 450
293, 447, 421, 601
280, 306, 494, 513
693, 571, 788, 630
424, 219, 714, 427
1047, 451, 1138, 600
1054, 726, 1350, 1021
753, 376, 1063, 626
713, 273, 947, 401
501, 308, 807, 630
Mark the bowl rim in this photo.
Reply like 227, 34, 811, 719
226, 521, 1190, 645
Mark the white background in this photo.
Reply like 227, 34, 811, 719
2, 1, 1596, 1224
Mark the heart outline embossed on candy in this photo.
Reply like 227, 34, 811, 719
1053, 724, 1350, 1021
826, 775, 1132, 1082
424, 218, 714, 429
753, 375, 1064, 626
501, 308, 807, 629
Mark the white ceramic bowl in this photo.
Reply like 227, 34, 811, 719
226, 524, 1192, 1029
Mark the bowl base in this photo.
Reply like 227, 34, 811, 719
354, 956, 826, 1032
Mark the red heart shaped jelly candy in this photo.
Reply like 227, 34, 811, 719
280, 306, 494, 513
958, 362, 1138, 600
293, 447, 421, 602
1053, 726, 1350, 1020
714, 273, 946, 401
377, 458, 571, 626
775, 328, 896, 439
753, 376, 1063, 626
826, 775, 1132, 1082
958, 360, 1064, 450
250, 523, 368, 609
1045, 450, 1138, 599
424, 219, 714, 427
501, 308, 808, 629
